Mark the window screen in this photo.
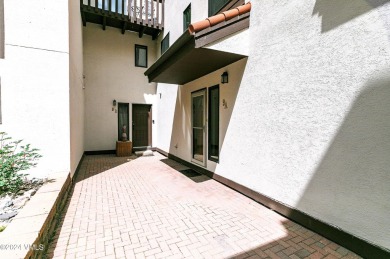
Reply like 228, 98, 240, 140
118, 103, 129, 141
208, 85, 219, 162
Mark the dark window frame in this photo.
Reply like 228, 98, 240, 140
161, 33, 169, 54
208, 85, 220, 163
135, 44, 148, 68
208, 0, 230, 16
183, 4, 191, 32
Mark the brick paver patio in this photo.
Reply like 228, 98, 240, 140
47, 153, 360, 259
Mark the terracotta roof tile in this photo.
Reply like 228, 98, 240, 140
188, 2, 251, 34
223, 8, 240, 21
207, 13, 226, 26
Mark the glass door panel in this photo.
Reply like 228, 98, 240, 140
192, 90, 206, 166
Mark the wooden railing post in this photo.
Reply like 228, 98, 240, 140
151, 0, 154, 27
129, 0, 132, 22
122, 0, 125, 17
134, 0, 137, 22
95, 0, 98, 11
156, 0, 159, 27
161, 0, 164, 28
145, 0, 149, 25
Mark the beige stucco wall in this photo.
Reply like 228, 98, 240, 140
156, 0, 390, 250
69, 0, 85, 176
0, 0, 71, 178
83, 24, 157, 151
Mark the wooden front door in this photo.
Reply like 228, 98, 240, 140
132, 104, 152, 149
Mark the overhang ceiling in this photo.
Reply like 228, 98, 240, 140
146, 41, 246, 85
144, 12, 250, 85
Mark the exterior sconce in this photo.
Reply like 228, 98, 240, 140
221, 72, 228, 84
113, 100, 117, 106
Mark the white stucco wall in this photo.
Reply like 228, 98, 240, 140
156, 0, 390, 250
221, 0, 390, 249
154, 83, 178, 152
162, 0, 207, 44
0, 0, 71, 177
83, 24, 157, 151
165, 59, 247, 173
69, 0, 85, 176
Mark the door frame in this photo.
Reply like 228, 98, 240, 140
191, 88, 207, 167
132, 103, 152, 150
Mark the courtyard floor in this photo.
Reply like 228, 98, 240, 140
47, 153, 360, 259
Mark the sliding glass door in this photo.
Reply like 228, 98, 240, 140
191, 90, 206, 166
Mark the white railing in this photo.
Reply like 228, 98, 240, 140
82, 0, 164, 27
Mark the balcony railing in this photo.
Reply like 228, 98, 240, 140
82, 0, 164, 31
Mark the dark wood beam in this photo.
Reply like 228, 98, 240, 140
139, 26, 146, 38
121, 21, 127, 34
152, 30, 159, 40
102, 16, 106, 30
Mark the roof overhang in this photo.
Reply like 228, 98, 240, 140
144, 13, 250, 85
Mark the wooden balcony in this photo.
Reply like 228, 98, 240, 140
81, 0, 164, 39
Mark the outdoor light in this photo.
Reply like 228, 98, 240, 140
221, 72, 228, 84
113, 100, 117, 106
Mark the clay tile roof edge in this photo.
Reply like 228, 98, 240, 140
188, 1, 251, 34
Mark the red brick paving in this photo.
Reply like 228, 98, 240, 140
47, 153, 361, 259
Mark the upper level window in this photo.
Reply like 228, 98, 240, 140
0, 0, 4, 59
161, 33, 169, 54
209, 0, 230, 16
135, 45, 147, 68
183, 4, 191, 32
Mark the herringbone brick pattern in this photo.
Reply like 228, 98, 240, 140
47, 153, 361, 259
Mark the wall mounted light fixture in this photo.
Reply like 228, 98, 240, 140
221, 72, 228, 84
113, 100, 117, 106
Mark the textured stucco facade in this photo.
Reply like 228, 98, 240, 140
155, 0, 390, 250
69, 0, 85, 176
0, 0, 389, 252
0, 0, 74, 177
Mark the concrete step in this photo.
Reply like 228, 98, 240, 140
135, 150, 154, 157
